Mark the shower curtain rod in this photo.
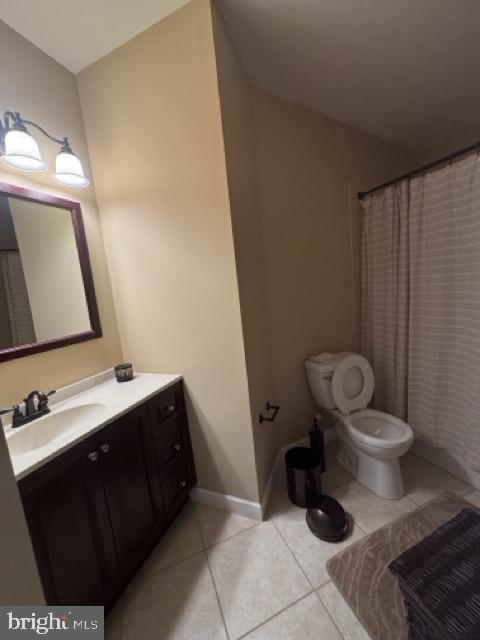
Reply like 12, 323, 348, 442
357, 139, 480, 199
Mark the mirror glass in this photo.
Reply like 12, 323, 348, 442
0, 186, 100, 359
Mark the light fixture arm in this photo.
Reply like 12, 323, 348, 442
0, 110, 73, 154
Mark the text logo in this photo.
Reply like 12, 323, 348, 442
0, 607, 103, 639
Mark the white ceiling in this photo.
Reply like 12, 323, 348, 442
216, 0, 480, 156
0, 0, 190, 73
1, 0, 479, 155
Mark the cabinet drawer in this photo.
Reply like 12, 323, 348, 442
161, 457, 190, 521
156, 421, 185, 480
148, 383, 185, 440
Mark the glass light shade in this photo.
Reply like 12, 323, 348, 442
1, 129, 48, 171
53, 151, 89, 188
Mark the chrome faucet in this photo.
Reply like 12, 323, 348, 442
0, 389, 56, 428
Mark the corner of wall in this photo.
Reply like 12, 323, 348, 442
210, 1, 280, 498
77, 0, 260, 504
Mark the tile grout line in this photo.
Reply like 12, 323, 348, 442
134, 503, 263, 582
270, 516, 317, 591
203, 549, 232, 640
203, 524, 264, 552
271, 499, 367, 587
200, 509, 318, 639
205, 522, 264, 549
269, 479, 364, 639
314, 587, 348, 640
235, 590, 316, 640
192, 503, 231, 640
134, 547, 206, 581
317, 582, 374, 640
192, 500, 264, 551
353, 518, 367, 535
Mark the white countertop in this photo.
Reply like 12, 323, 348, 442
4, 371, 182, 480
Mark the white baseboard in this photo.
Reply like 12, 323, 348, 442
191, 427, 338, 522
189, 487, 263, 521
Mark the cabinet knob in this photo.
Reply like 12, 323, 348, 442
167, 404, 175, 413
100, 444, 110, 454
173, 443, 182, 452
88, 451, 99, 462
179, 480, 187, 488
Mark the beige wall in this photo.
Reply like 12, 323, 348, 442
0, 20, 122, 604
0, 20, 122, 408
10, 199, 91, 342
252, 89, 416, 447
78, 0, 259, 502
211, 8, 278, 497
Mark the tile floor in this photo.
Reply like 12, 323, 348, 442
106, 450, 477, 640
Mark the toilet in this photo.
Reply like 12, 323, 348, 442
305, 352, 413, 499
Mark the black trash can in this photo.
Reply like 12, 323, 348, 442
285, 447, 322, 508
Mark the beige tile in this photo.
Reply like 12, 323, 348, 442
244, 592, 342, 640
318, 581, 371, 640
324, 461, 354, 492
194, 503, 259, 547
330, 480, 416, 533
207, 521, 311, 639
273, 510, 364, 588
465, 489, 480, 507
123, 552, 227, 640
139, 502, 203, 576
402, 454, 471, 505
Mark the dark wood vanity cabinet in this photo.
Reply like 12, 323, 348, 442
95, 407, 165, 582
20, 445, 118, 607
18, 381, 196, 609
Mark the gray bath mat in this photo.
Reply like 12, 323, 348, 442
326, 493, 477, 640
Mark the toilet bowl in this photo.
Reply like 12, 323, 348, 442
305, 352, 413, 499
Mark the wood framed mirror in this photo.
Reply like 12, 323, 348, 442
0, 181, 102, 362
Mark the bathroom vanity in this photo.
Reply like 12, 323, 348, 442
7, 373, 196, 609
0, 181, 198, 609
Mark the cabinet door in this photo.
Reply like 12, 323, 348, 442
22, 446, 118, 607
99, 406, 163, 578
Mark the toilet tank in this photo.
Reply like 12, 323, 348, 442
304, 352, 351, 409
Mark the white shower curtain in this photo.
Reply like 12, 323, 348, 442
361, 151, 480, 470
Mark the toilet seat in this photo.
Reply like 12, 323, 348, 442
331, 354, 374, 414
338, 408, 413, 449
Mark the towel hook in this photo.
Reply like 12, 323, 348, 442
259, 402, 280, 424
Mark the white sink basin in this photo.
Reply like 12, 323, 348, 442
7, 403, 106, 456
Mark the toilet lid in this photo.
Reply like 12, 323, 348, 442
331, 354, 374, 414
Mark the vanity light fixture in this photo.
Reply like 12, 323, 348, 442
0, 111, 89, 188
